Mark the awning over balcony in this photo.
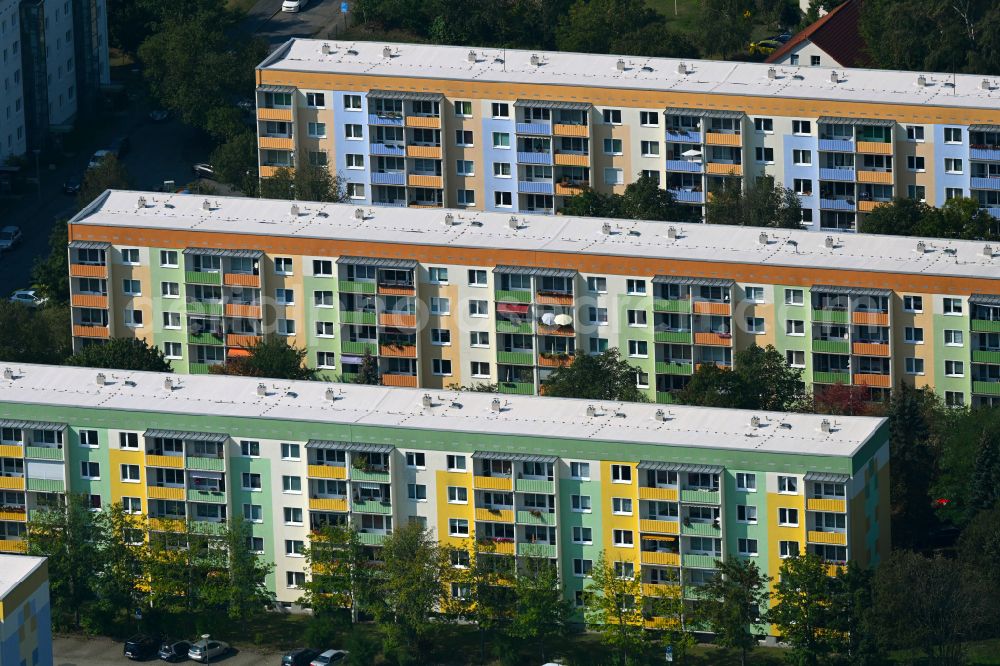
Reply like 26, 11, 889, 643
144, 429, 229, 443
638, 461, 723, 474
493, 265, 575, 278
812, 284, 892, 297
817, 116, 894, 127
664, 108, 744, 119
497, 303, 530, 315
336, 256, 418, 269
804, 472, 850, 483
472, 451, 558, 463
969, 124, 1000, 133
257, 84, 296, 94
68, 240, 111, 250
0, 419, 66, 432
652, 275, 734, 287
306, 440, 394, 454
367, 89, 443, 102
182, 248, 263, 258
514, 99, 591, 111
969, 293, 1000, 306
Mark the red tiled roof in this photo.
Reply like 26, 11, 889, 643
766, 0, 869, 68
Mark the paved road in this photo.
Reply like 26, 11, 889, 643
54, 635, 283, 666
245, 0, 345, 48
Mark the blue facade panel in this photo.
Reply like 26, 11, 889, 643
332, 90, 372, 205
482, 116, 518, 213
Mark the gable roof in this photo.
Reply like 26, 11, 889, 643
766, 0, 868, 68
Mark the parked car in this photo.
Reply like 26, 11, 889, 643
282, 648, 320, 666
188, 638, 230, 662
750, 39, 781, 55
62, 175, 81, 195
87, 149, 112, 170
9, 290, 47, 308
159, 638, 191, 662
192, 163, 215, 180
310, 649, 348, 666
0, 225, 22, 252
111, 136, 131, 158
149, 109, 170, 122
282, 0, 307, 12
124, 634, 161, 660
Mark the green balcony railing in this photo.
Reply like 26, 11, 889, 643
653, 299, 691, 313
186, 301, 224, 316
681, 553, 719, 569
972, 350, 1000, 364
680, 489, 721, 504
352, 499, 392, 514
654, 330, 693, 344
341, 341, 377, 355
26, 478, 64, 492
972, 319, 1000, 333
186, 456, 225, 471
189, 520, 226, 535
497, 321, 533, 334
813, 371, 850, 385
499, 382, 534, 395
184, 271, 222, 285
812, 310, 848, 324
340, 311, 377, 325
656, 391, 677, 404
656, 361, 693, 375
495, 289, 533, 303
972, 381, 1000, 395
514, 478, 554, 493
188, 363, 214, 375
812, 339, 850, 354
498, 351, 534, 365
187, 489, 226, 503
339, 281, 376, 294
351, 468, 391, 483
517, 542, 557, 558
188, 332, 224, 345
680, 521, 720, 537
516, 510, 557, 526
357, 531, 388, 545
25, 446, 63, 460
340, 372, 359, 383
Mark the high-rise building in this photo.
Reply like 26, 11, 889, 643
68, 190, 1000, 407
0, 555, 52, 666
0, 363, 889, 625
254, 39, 1000, 232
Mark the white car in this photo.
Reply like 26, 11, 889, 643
9, 290, 47, 308
87, 149, 112, 170
282, 0, 307, 12
310, 649, 348, 666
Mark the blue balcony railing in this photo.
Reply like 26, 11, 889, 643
368, 113, 404, 126
669, 189, 705, 204
518, 180, 554, 195
517, 151, 552, 165
971, 177, 1000, 191
820, 198, 856, 211
819, 167, 855, 181
369, 143, 405, 156
819, 138, 854, 152
971, 148, 1000, 161
666, 160, 703, 173
371, 171, 406, 185
516, 122, 551, 135
665, 130, 701, 143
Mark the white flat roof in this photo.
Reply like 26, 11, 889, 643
0, 364, 883, 458
258, 39, 1000, 112
71, 190, 1000, 282
0, 555, 45, 600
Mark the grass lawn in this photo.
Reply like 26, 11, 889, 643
647, 0, 704, 36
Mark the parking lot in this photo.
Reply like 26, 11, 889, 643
54, 635, 283, 666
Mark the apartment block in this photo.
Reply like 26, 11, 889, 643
0, 555, 51, 666
0, 364, 889, 626
254, 39, 1000, 232
68, 190, 1000, 407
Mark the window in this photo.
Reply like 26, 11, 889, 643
778, 508, 799, 526
451, 549, 470, 568
278, 319, 295, 336
119, 432, 139, 449
603, 168, 624, 186
943, 298, 963, 315
754, 118, 773, 133
428, 267, 449, 284
240, 440, 260, 457
492, 132, 510, 148
455, 130, 473, 146
313, 260, 333, 276
746, 317, 765, 334
457, 189, 476, 207
614, 561, 635, 579
573, 558, 593, 577
120, 464, 140, 482
904, 327, 924, 344
447, 455, 467, 471
281, 443, 300, 460
587, 276, 607, 293
571, 495, 591, 512
347, 183, 365, 199
407, 484, 427, 501
906, 125, 924, 141
626, 279, 646, 295
431, 329, 451, 345
274, 257, 292, 275
946, 187, 963, 200
743, 286, 764, 303
316, 351, 336, 368
944, 330, 964, 346
81, 461, 100, 478
282, 475, 302, 493
640, 140, 659, 157
493, 162, 511, 177
639, 111, 659, 126
780, 541, 800, 558
346, 154, 364, 169
447, 486, 468, 503
786, 350, 805, 367
469, 300, 488, 317
307, 122, 326, 138
944, 127, 962, 144
784, 288, 804, 305
344, 124, 362, 140
602, 109, 622, 125
432, 359, 453, 375
494, 191, 513, 207
449, 518, 469, 536
945, 158, 963, 174
468, 269, 487, 287
738, 538, 759, 556
491, 102, 509, 118
588, 305, 610, 324
285, 539, 306, 557
907, 155, 926, 171
613, 529, 634, 547
455, 101, 472, 116
628, 340, 648, 357
122, 497, 142, 514
603, 138, 623, 155
406, 452, 426, 468
163, 342, 182, 359
755, 147, 774, 163
80, 430, 98, 447
122, 279, 141, 296
945, 360, 964, 377
908, 185, 926, 202
247, 537, 264, 553
611, 464, 632, 483
284, 507, 303, 525
786, 320, 804, 336
121, 248, 139, 264
903, 295, 923, 312
456, 160, 474, 176
430, 297, 450, 315
471, 361, 490, 377
243, 504, 262, 522
160, 250, 178, 267
627, 310, 647, 327
612, 497, 633, 515
778, 476, 798, 494
792, 120, 811, 135
570, 462, 590, 480
242, 473, 262, 491
946, 391, 965, 408
589, 337, 609, 354
737, 505, 757, 523
123, 308, 143, 327
790, 54, 800, 65
306, 92, 325, 107
793, 149, 812, 166
161, 281, 179, 298
736, 472, 756, 491
286, 572, 306, 588
572, 526, 593, 544
343, 94, 361, 110
314, 290, 334, 308
470, 331, 489, 347
276, 288, 294, 305
905, 357, 925, 375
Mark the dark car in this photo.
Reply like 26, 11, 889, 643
282, 648, 320, 666
159, 638, 191, 662
62, 175, 81, 195
124, 634, 161, 660
111, 136, 131, 158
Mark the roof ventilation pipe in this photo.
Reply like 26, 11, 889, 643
616, 58, 626, 71
767, 67, 777, 80
382, 46, 393, 58
256, 383, 267, 397
491, 398, 501, 412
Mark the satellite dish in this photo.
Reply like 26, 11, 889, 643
554, 313, 574, 326
541, 312, 557, 326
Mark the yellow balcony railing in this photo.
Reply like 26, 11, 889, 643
638, 487, 678, 501
475, 508, 513, 522
147, 486, 185, 500
0, 477, 26, 491
146, 455, 184, 469
0, 539, 27, 553
473, 476, 513, 491
308, 464, 347, 480
806, 498, 846, 512
0, 445, 23, 458
808, 530, 847, 545
639, 519, 679, 535
309, 497, 349, 512
640, 551, 680, 566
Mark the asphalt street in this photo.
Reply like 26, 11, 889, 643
54, 635, 283, 665
245, 0, 346, 47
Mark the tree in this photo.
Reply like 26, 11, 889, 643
958, 505, 1000, 626
559, 187, 620, 218
696, 557, 770, 666
293, 165, 348, 203
26, 494, 103, 629
355, 350, 380, 385
829, 562, 885, 666
648, 584, 698, 666
209, 336, 313, 380
677, 344, 804, 411
210, 131, 259, 197
811, 382, 880, 417
66, 337, 173, 372
372, 522, 448, 663
554, 0, 667, 54
78, 154, 130, 208
698, 0, 754, 59
216, 516, 274, 622
560, 173, 698, 222
91, 503, 148, 632
145, 526, 218, 618
0, 302, 72, 365
933, 407, 1000, 527
30, 216, 70, 304
508, 559, 572, 662
440, 542, 516, 661
706, 175, 802, 228
968, 427, 1000, 515
301, 524, 374, 626
769, 554, 837, 666
259, 166, 295, 200
543, 348, 649, 402
583, 553, 647, 666
859, 196, 1000, 240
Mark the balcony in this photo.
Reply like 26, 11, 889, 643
517, 151, 553, 165
514, 477, 554, 493
856, 169, 893, 184
379, 313, 416, 328
538, 353, 573, 368
259, 165, 292, 178
381, 374, 417, 387
478, 538, 515, 555
972, 318, 1000, 333
653, 299, 691, 313
188, 331, 224, 345
807, 530, 847, 545
665, 129, 701, 143
536, 324, 574, 337
518, 180, 554, 195
516, 122, 551, 135
852, 311, 889, 326
971, 147, 1000, 160
972, 381, 1000, 395
813, 371, 850, 384
498, 381, 534, 395
476, 507, 514, 522
670, 189, 705, 204
692, 301, 730, 315
309, 497, 349, 512
69, 263, 108, 277
340, 311, 376, 325
187, 301, 224, 316
972, 177, 1000, 191
680, 489, 720, 504
369, 142, 405, 156
407, 174, 444, 189
70, 293, 108, 309
858, 200, 889, 213
692, 332, 733, 346
704, 132, 741, 147
259, 136, 293, 150
854, 373, 891, 388
308, 464, 347, 479
666, 160, 703, 173
517, 542, 556, 558
553, 152, 589, 167
351, 466, 391, 483
820, 198, 856, 211
681, 520, 719, 537
371, 171, 406, 186
26, 478, 63, 492
25, 446, 63, 460
379, 343, 417, 358
352, 499, 392, 515
812, 339, 849, 354
341, 341, 377, 356
654, 330, 693, 345
853, 342, 890, 356
404, 115, 441, 129
534, 291, 573, 306
638, 486, 678, 501
498, 350, 533, 365
187, 489, 226, 503
405, 144, 443, 159
0, 445, 22, 457
147, 454, 184, 469
357, 531, 389, 546
147, 485, 185, 500
806, 498, 846, 512
473, 475, 513, 491
0, 477, 25, 491
0, 508, 26, 522
856, 141, 892, 155
0, 540, 27, 554
554, 180, 588, 196
552, 123, 589, 137
226, 334, 261, 349
497, 321, 533, 334
187, 456, 225, 471
705, 162, 742, 176
516, 510, 556, 526
972, 349, 1000, 363
681, 553, 718, 569
819, 168, 855, 182
72, 325, 109, 339
818, 138, 854, 152
812, 309, 848, 324
225, 303, 262, 318
639, 518, 679, 534
368, 113, 403, 126
640, 551, 680, 566
185, 270, 222, 285
656, 361, 693, 375
257, 107, 291, 121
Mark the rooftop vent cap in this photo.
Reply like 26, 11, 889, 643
290, 203, 300, 217
382, 46, 393, 58
667, 226, 677, 239
354, 207, 365, 220
825, 235, 835, 249
136, 196, 147, 209
820, 418, 832, 433
96, 372, 107, 386
982, 79, 992, 90
601, 221, 612, 235
916, 240, 927, 254
256, 382, 267, 397
985, 244, 994, 258
202, 199, 211, 211
321, 43, 331, 55
616, 58, 626, 71
677, 62, 687, 75
467, 50, 477, 63
758, 232, 769, 245
508, 216, 519, 230
422, 393, 433, 407
2, 367, 13, 380
347, 47, 358, 55
491, 397, 501, 412
586, 404, 597, 417
654, 408, 666, 422
444, 213, 455, 226
325, 387, 337, 401
917, 74, 927, 87
767, 67, 777, 80
163, 377, 174, 392
530, 54, 540, 66
750, 415, 761, 428
830, 71, 839, 84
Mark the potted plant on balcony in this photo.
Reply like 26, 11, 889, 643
529, 509, 543, 519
